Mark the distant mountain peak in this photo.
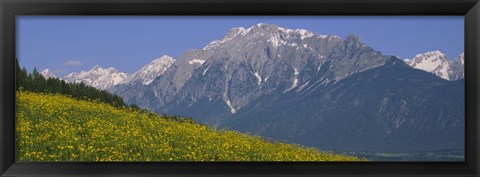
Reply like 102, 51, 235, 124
120, 55, 175, 85
203, 23, 340, 50
404, 50, 464, 80
40, 69, 56, 79
405, 50, 448, 72
413, 50, 445, 59
147, 55, 175, 68
63, 65, 129, 90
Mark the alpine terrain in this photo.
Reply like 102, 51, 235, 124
42, 65, 129, 90
45, 23, 464, 160
404, 50, 464, 80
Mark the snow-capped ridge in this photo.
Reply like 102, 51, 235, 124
121, 55, 175, 85
203, 23, 341, 50
413, 50, 445, 59
40, 69, 57, 79
405, 50, 448, 73
404, 50, 464, 80
62, 65, 129, 90
228, 27, 251, 37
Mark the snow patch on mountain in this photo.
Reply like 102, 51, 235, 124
202, 65, 211, 76
268, 35, 287, 47
284, 78, 299, 93
225, 99, 236, 114
252, 72, 262, 85
296, 29, 314, 39
189, 59, 206, 65
327, 35, 341, 41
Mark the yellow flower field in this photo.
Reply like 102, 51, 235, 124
16, 91, 365, 162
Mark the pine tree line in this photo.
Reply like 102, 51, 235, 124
15, 57, 137, 109
15, 58, 198, 123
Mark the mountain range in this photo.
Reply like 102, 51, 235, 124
41, 23, 464, 159
404, 50, 464, 80
43, 50, 464, 89
61, 65, 129, 90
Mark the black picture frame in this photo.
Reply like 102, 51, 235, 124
1, 0, 479, 176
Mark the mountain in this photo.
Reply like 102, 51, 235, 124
118, 23, 388, 113
449, 52, 464, 80
109, 56, 176, 105
151, 24, 393, 124
120, 55, 175, 85
404, 51, 464, 80
59, 56, 174, 92
110, 23, 464, 158
40, 69, 56, 79
63, 65, 128, 90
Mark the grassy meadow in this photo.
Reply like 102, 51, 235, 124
16, 91, 364, 162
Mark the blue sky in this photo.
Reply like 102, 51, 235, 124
17, 16, 464, 77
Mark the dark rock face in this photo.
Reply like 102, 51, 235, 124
110, 23, 464, 156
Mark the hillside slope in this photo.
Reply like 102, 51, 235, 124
16, 91, 363, 162
222, 59, 464, 154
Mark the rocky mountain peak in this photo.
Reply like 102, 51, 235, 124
204, 23, 341, 51
151, 55, 175, 65
343, 34, 366, 49
457, 52, 464, 65
405, 50, 448, 71
404, 50, 464, 80
119, 55, 175, 85
346, 34, 361, 42
415, 50, 446, 60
